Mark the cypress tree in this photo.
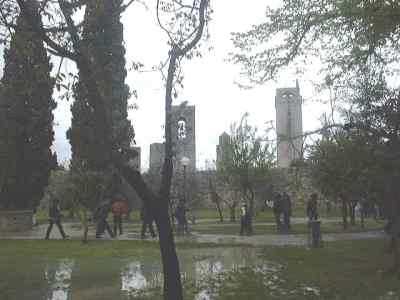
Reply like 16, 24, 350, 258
0, 3, 56, 210
67, 0, 134, 172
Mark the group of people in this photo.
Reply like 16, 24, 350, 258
44, 195, 193, 240
94, 197, 159, 240
94, 195, 129, 239
240, 191, 320, 236
273, 191, 292, 231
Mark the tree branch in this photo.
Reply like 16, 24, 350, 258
16, 0, 76, 60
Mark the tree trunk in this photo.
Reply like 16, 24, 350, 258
360, 208, 365, 228
229, 206, 236, 222
247, 186, 255, 235
216, 201, 224, 223
393, 237, 400, 272
157, 51, 183, 300
155, 207, 183, 299
79, 208, 89, 243
121, 166, 183, 300
342, 198, 348, 230
349, 202, 356, 226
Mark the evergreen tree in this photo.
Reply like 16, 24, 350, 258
0, 4, 56, 210
67, 0, 134, 173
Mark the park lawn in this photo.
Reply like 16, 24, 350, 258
190, 219, 384, 235
211, 239, 399, 300
260, 239, 400, 299
189, 207, 308, 222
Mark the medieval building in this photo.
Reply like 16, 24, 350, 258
216, 132, 232, 170
275, 81, 303, 168
149, 104, 196, 173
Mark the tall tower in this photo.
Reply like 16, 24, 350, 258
148, 104, 196, 173
171, 104, 196, 171
216, 132, 232, 170
275, 81, 303, 168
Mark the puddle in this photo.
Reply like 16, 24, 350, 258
4, 246, 364, 300
380, 291, 399, 300
1, 247, 273, 300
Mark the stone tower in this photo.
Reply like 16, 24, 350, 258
149, 104, 196, 173
171, 104, 196, 171
216, 132, 232, 170
275, 81, 303, 168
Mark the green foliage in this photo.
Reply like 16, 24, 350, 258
66, 0, 135, 210
217, 113, 276, 212
67, 0, 134, 172
231, 0, 400, 85
0, 6, 56, 210
308, 130, 378, 201
70, 166, 115, 212
41, 169, 76, 211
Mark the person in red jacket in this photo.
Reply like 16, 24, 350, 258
112, 195, 128, 236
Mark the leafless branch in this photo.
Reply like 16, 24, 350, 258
156, 0, 175, 46
120, 0, 148, 13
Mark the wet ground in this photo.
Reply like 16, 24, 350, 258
0, 247, 271, 300
0, 220, 386, 246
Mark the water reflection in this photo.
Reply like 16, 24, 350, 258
195, 260, 224, 282
121, 262, 147, 292
45, 259, 74, 300
6, 247, 279, 300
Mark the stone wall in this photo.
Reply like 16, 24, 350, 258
0, 210, 33, 232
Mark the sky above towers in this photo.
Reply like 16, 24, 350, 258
1, 1, 332, 170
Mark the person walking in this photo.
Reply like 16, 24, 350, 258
45, 199, 68, 240
112, 195, 127, 236
282, 191, 292, 231
95, 201, 114, 238
307, 193, 319, 221
273, 193, 282, 231
239, 203, 249, 236
175, 200, 189, 235
140, 205, 156, 239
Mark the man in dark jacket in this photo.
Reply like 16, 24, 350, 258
281, 192, 292, 231
239, 203, 250, 236
273, 193, 282, 231
95, 201, 114, 238
45, 199, 68, 240
175, 200, 189, 235
307, 193, 319, 221
140, 205, 156, 239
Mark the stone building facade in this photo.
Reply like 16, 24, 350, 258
275, 81, 303, 168
129, 146, 141, 171
216, 132, 232, 170
149, 143, 164, 173
149, 104, 196, 173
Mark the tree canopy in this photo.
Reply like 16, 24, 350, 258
0, 4, 56, 210
231, 0, 400, 85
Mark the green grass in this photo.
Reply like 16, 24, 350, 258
258, 240, 400, 299
190, 219, 383, 235
200, 240, 399, 300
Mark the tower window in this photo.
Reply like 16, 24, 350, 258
177, 118, 187, 140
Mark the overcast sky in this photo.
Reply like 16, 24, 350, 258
2, 1, 331, 170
